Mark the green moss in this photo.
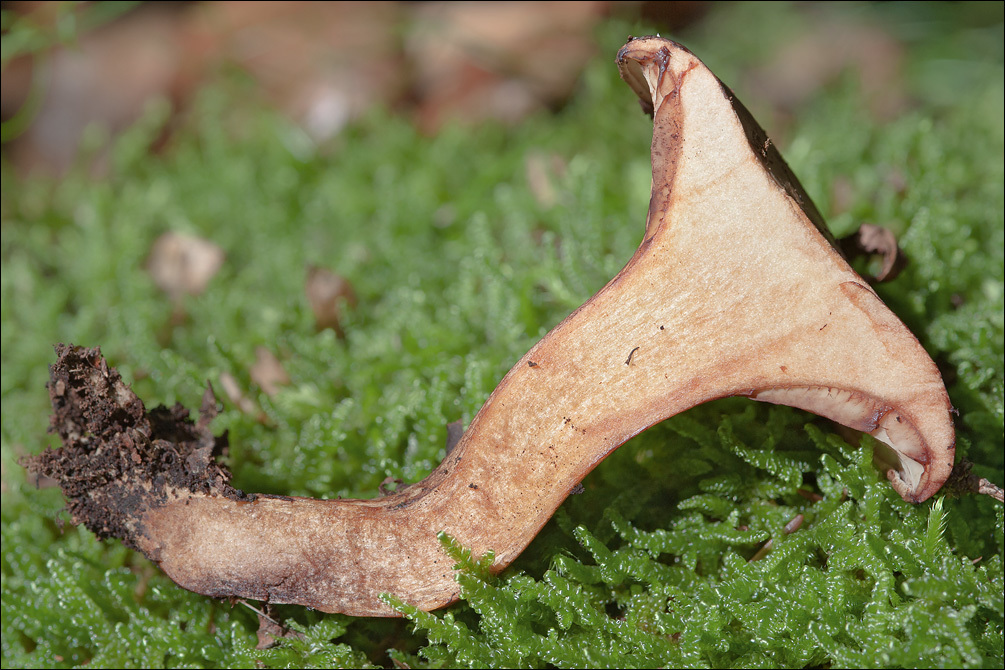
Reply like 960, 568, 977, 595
2, 3, 1002, 668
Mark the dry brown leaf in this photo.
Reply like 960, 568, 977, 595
4, 3, 186, 174
406, 1, 608, 131
249, 347, 290, 397
750, 514, 805, 562
4, 2, 405, 174
219, 371, 257, 416
746, 20, 907, 120
251, 606, 304, 650
147, 232, 225, 300
838, 223, 906, 283
305, 266, 356, 336
525, 152, 567, 208
183, 1, 404, 142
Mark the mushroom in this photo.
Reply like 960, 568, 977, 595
29, 37, 954, 617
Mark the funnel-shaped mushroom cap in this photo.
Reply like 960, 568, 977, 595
613, 36, 954, 502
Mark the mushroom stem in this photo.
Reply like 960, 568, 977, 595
34, 38, 954, 617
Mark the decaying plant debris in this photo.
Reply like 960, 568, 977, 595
838, 223, 907, 283
23, 344, 251, 551
27, 37, 961, 617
